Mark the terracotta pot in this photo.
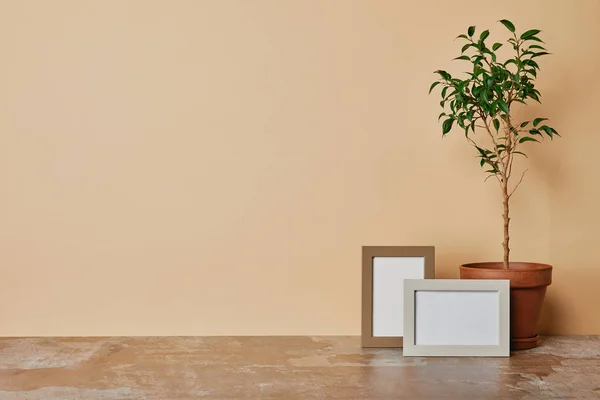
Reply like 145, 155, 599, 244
459, 262, 552, 350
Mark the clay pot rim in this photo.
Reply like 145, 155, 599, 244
461, 261, 552, 272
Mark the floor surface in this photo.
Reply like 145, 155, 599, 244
0, 336, 599, 399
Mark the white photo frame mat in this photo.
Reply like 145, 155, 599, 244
403, 279, 510, 357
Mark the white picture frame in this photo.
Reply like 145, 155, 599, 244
403, 279, 510, 357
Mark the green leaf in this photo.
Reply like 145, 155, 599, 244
493, 119, 500, 131
520, 29, 541, 40
498, 101, 510, 114
529, 129, 542, 136
513, 151, 528, 158
456, 34, 469, 40
526, 36, 545, 43
483, 48, 497, 63
468, 26, 476, 37
531, 52, 550, 58
435, 70, 451, 80
473, 55, 484, 66
454, 55, 471, 61
529, 44, 546, 50
519, 121, 530, 128
461, 43, 473, 53
533, 117, 548, 127
429, 81, 441, 94
441, 86, 449, 99
473, 67, 486, 78
492, 42, 503, 51
480, 30, 490, 41
480, 90, 490, 107
442, 118, 454, 135
523, 59, 540, 69
525, 68, 537, 77
480, 158, 485, 167
438, 112, 446, 121
499, 19, 515, 32
539, 125, 555, 137
519, 136, 539, 143
504, 59, 518, 68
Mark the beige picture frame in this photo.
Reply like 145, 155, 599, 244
403, 279, 510, 357
361, 246, 435, 348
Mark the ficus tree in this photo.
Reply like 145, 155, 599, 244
429, 19, 559, 269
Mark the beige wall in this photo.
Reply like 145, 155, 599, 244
0, 0, 598, 336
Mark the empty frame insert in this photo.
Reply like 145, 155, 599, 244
403, 279, 510, 357
361, 246, 435, 347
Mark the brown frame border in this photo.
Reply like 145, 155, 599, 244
361, 246, 435, 348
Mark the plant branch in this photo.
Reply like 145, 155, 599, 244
508, 169, 528, 198
507, 35, 521, 104
466, 134, 502, 185
504, 119, 515, 179
477, 110, 507, 171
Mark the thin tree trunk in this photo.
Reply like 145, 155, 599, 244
502, 179, 510, 269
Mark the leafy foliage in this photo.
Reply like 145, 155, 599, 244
430, 20, 560, 268
430, 19, 559, 185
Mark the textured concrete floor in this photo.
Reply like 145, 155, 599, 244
0, 336, 598, 399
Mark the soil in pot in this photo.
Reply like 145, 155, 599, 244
459, 262, 552, 350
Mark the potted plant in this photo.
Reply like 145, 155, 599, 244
429, 19, 559, 350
